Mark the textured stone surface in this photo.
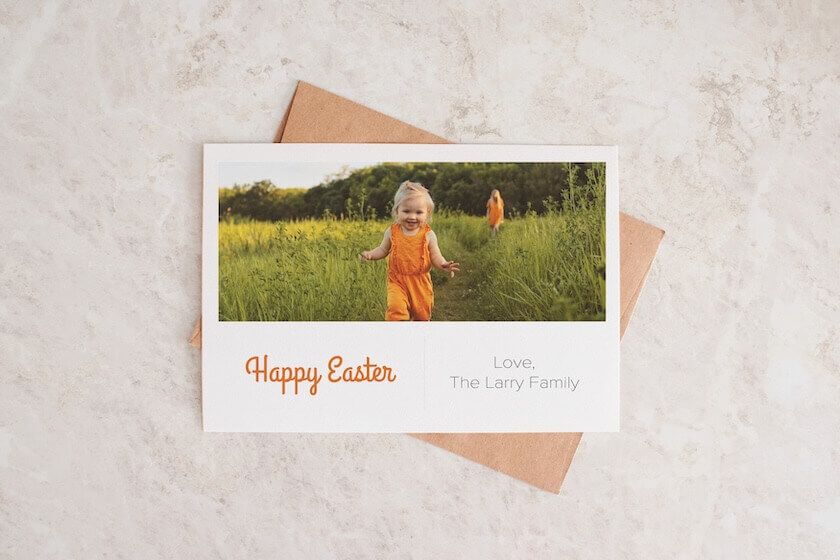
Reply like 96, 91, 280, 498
2, 1, 839, 558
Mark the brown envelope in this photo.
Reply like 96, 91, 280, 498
192, 81, 664, 493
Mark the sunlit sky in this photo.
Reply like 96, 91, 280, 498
219, 161, 379, 189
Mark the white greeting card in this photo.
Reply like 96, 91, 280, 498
203, 143, 619, 432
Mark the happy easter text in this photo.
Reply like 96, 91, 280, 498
245, 354, 395, 396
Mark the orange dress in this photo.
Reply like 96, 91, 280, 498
386, 223, 434, 321
487, 197, 504, 227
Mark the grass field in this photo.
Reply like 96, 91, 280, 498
219, 206, 606, 321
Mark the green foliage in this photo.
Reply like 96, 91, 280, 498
219, 181, 308, 221
218, 162, 606, 221
471, 209, 606, 321
219, 220, 389, 321
219, 169, 606, 321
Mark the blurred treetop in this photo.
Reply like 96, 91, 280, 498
219, 161, 605, 221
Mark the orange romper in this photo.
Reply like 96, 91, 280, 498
487, 197, 504, 227
386, 223, 434, 321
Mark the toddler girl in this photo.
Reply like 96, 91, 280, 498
360, 181, 460, 321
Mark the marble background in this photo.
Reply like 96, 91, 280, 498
2, 1, 838, 558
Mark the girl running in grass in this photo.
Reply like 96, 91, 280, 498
487, 189, 504, 235
360, 181, 460, 321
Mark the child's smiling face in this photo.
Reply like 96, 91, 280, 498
397, 196, 429, 231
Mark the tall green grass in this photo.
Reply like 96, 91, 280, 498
219, 207, 605, 321
471, 210, 606, 320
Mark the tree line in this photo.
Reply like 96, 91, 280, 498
219, 162, 605, 221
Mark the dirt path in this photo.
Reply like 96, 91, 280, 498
432, 251, 485, 321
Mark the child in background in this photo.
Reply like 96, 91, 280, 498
486, 189, 504, 235
360, 181, 460, 321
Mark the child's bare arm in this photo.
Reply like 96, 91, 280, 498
360, 228, 392, 261
427, 231, 460, 276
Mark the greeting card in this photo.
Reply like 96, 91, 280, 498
203, 143, 619, 432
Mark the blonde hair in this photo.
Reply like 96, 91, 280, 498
392, 180, 435, 219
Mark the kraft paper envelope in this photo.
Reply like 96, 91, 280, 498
192, 81, 664, 493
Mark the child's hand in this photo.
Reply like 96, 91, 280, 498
441, 260, 460, 278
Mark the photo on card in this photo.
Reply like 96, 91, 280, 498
202, 144, 619, 432
217, 157, 606, 322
